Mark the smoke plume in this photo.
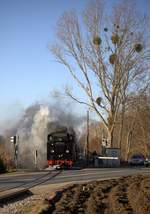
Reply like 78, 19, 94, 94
3, 102, 85, 169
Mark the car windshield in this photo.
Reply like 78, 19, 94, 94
131, 155, 143, 159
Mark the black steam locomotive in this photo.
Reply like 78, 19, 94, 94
47, 128, 76, 167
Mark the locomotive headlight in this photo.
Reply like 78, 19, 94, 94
50, 149, 54, 153
66, 150, 69, 153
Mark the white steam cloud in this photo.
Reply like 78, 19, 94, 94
30, 106, 50, 168
17, 105, 50, 168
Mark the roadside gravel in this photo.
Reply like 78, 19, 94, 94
0, 182, 72, 214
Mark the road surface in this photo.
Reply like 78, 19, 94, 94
0, 167, 149, 190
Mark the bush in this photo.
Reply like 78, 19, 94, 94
0, 158, 6, 173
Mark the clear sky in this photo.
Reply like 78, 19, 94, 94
0, 0, 150, 122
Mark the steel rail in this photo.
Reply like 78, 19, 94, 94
0, 170, 52, 193
0, 170, 62, 204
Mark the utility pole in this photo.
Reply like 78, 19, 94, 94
34, 150, 38, 170
87, 110, 89, 166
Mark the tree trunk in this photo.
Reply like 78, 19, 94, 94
126, 130, 133, 161
118, 103, 125, 150
107, 127, 114, 148
125, 119, 135, 161
107, 110, 115, 148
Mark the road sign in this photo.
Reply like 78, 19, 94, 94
105, 148, 120, 157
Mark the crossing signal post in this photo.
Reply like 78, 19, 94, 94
10, 136, 18, 169
10, 136, 16, 144
102, 138, 107, 156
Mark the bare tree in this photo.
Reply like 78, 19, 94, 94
50, 0, 150, 147
120, 89, 150, 159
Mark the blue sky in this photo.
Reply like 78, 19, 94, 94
0, 0, 150, 122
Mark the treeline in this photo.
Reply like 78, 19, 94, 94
79, 91, 150, 159
0, 135, 13, 172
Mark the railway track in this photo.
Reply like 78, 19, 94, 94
0, 170, 62, 204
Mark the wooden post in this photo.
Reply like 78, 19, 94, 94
87, 110, 89, 165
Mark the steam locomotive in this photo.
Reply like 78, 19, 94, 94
47, 128, 76, 167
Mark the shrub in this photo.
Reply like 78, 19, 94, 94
0, 158, 6, 173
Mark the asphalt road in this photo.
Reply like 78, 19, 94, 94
45, 167, 150, 184
0, 167, 149, 190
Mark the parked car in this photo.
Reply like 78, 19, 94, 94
144, 155, 150, 167
128, 154, 145, 166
